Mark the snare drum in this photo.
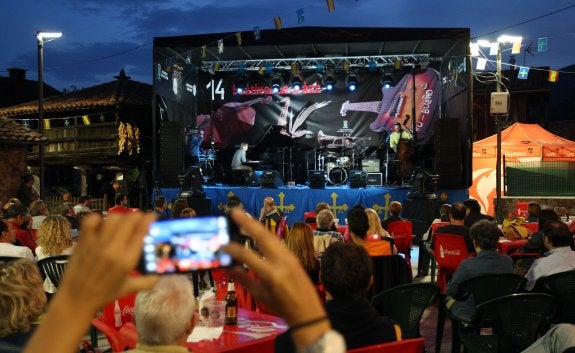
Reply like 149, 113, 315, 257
337, 156, 351, 167
328, 166, 347, 185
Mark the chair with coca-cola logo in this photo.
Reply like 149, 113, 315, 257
387, 220, 415, 272
90, 273, 138, 352
432, 233, 474, 293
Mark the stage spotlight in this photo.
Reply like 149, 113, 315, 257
324, 75, 335, 91
381, 74, 394, 89
291, 76, 302, 91
347, 74, 358, 92
235, 78, 246, 94
271, 77, 282, 93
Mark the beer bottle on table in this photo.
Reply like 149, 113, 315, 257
225, 279, 238, 325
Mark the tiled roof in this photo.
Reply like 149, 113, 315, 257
0, 70, 152, 118
0, 116, 46, 144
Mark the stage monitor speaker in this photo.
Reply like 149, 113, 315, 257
349, 170, 367, 188
308, 170, 327, 189
366, 173, 382, 186
362, 159, 380, 173
259, 170, 284, 188
435, 118, 464, 189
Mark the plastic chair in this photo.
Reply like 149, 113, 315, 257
117, 321, 138, 350
387, 221, 414, 271
37, 255, 69, 288
346, 337, 425, 353
460, 293, 557, 353
303, 211, 317, 223
368, 255, 412, 300
91, 292, 137, 352
534, 270, 575, 324
523, 222, 539, 233
432, 233, 473, 292
435, 273, 526, 353
371, 282, 440, 339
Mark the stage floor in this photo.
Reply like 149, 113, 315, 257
156, 184, 468, 227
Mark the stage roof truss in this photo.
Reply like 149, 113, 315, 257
200, 54, 431, 73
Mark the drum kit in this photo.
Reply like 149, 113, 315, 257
316, 130, 368, 185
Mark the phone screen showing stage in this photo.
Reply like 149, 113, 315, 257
142, 216, 233, 273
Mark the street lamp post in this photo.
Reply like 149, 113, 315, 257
37, 31, 62, 199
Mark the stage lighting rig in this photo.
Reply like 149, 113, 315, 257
323, 75, 335, 91
291, 76, 303, 91
235, 77, 246, 94
381, 74, 394, 89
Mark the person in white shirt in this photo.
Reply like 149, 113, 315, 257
525, 221, 575, 291
73, 195, 91, 214
0, 220, 34, 260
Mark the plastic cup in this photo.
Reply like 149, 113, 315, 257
207, 300, 226, 328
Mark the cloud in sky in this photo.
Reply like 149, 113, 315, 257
1, 0, 574, 91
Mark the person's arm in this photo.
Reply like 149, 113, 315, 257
24, 213, 159, 353
224, 209, 333, 349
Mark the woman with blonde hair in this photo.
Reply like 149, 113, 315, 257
0, 259, 47, 351
285, 222, 320, 284
36, 215, 75, 293
365, 208, 397, 254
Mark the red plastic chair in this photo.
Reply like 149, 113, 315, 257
387, 221, 414, 271
432, 233, 473, 292
346, 337, 425, 353
431, 221, 450, 233
303, 211, 317, 222
523, 222, 539, 233
91, 292, 136, 352
117, 322, 138, 350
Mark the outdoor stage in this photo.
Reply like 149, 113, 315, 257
156, 185, 468, 228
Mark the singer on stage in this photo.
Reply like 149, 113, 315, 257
186, 127, 204, 167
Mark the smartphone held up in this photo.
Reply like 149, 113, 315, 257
141, 215, 235, 274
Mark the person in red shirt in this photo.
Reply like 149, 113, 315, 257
4, 204, 37, 255
107, 193, 131, 215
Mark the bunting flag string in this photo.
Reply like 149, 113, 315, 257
235, 32, 242, 46
548, 70, 559, 82
297, 8, 304, 23
14, 112, 113, 130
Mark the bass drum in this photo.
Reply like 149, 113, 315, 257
328, 166, 347, 185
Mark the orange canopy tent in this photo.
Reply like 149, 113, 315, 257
469, 123, 575, 215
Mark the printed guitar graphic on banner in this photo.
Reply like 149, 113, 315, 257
196, 96, 273, 148
339, 67, 441, 145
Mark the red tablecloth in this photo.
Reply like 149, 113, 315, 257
497, 238, 528, 255
189, 309, 287, 353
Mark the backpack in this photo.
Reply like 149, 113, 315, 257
502, 217, 532, 240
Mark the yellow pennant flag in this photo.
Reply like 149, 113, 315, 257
342, 61, 350, 72
235, 32, 242, 46
274, 16, 282, 30
258, 66, 264, 75
43, 119, 51, 130
82, 115, 91, 125
548, 70, 559, 82
326, 0, 335, 12
511, 40, 522, 54
201, 45, 206, 59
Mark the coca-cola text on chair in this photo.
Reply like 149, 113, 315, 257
387, 221, 414, 271
432, 233, 473, 293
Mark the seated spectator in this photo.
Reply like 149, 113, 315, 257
259, 197, 284, 234
365, 208, 390, 241
107, 193, 130, 215
128, 275, 195, 352
525, 221, 575, 291
381, 201, 404, 230
418, 203, 451, 277
29, 200, 49, 231
348, 207, 393, 256
0, 259, 47, 351
515, 208, 559, 275
432, 202, 475, 254
36, 215, 76, 293
0, 220, 34, 260
23, 210, 344, 353
521, 323, 575, 353
72, 195, 91, 215
525, 202, 541, 223
153, 196, 168, 220
313, 209, 343, 242
446, 220, 514, 321
4, 204, 37, 255
224, 195, 243, 214
180, 208, 197, 218
170, 198, 189, 219
55, 202, 78, 229
463, 198, 494, 227
286, 223, 320, 284
275, 242, 399, 352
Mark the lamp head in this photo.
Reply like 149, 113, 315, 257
37, 31, 63, 42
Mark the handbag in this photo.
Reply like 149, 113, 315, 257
502, 217, 532, 240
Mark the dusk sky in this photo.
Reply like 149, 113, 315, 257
1, 0, 574, 91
